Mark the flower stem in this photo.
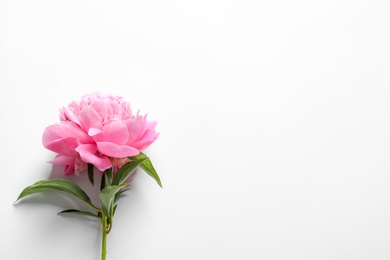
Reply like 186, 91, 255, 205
101, 213, 107, 260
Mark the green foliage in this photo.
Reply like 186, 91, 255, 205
104, 167, 113, 187
99, 184, 128, 219
16, 178, 96, 209
112, 158, 146, 185
130, 152, 163, 188
59, 209, 99, 218
88, 163, 94, 186
16, 152, 162, 247
114, 188, 131, 202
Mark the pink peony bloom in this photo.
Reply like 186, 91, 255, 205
42, 93, 159, 175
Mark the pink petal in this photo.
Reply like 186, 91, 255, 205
50, 154, 76, 165
64, 166, 76, 175
79, 107, 102, 132
44, 137, 80, 156
132, 130, 159, 151
91, 100, 108, 120
74, 157, 87, 175
49, 155, 77, 175
96, 142, 140, 158
75, 144, 112, 171
43, 122, 92, 145
60, 107, 81, 125
88, 127, 103, 136
125, 116, 146, 144
101, 121, 129, 145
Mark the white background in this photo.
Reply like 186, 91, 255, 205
1, 0, 390, 259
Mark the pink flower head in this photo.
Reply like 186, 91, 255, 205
42, 92, 159, 175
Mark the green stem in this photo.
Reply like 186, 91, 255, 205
101, 213, 107, 260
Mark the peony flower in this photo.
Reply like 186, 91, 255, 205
42, 92, 159, 175
18, 92, 162, 260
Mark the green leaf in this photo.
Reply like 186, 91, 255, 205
112, 204, 118, 216
58, 209, 99, 218
111, 158, 146, 186
104, 167, 113, 187
130, 152, 162, 188
99, 184, 127, 218
100, 173, 106, 191
16, 178, 97, 209
114, 188, 131, 202
87, 163, 94, 186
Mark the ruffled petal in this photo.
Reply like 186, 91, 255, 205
42, 122, 92, 147
44, 137, 80, 156
101, 121, 129, 145
132, 130, 159, 151
90, 100, 108, 121
49, 155, 77, 175
79, 107, 102, 132
96, 142, 140, 158
75, 144, 112, 171
125, 116, 146, 144
74, 157, 87, 175
60, 107, 81, 125
50, 154, 76, 165
88, 127, 103, 137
